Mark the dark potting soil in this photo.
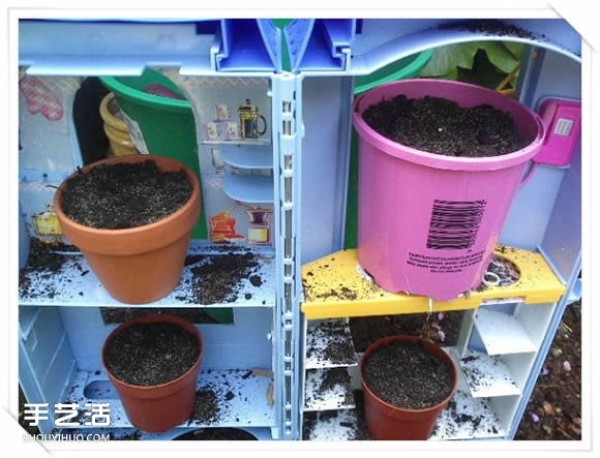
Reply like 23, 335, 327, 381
61, 160, 193, 229
105, 322, 199, 386
19, 239, 84, 300
307, 321, 357, 366
174, 428, 257, 440
100, 307, 218, 325
438, 19, 538, 40
362, 95, 529, 158
181, 251, 262, 304
350, 311, 463, 352
362, 340, 454, 410
190, 389, 221, 424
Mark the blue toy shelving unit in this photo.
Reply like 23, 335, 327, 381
17, 17, 581, 441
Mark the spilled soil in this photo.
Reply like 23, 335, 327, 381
18, 239, 84, 300
438, 19, 539, 39
190, 389, 221, 424
178, 249, 265, 305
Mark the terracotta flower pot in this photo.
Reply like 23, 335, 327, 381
54, 154, 201, 304
360, 335, 459, 440
102, 314, 204, 433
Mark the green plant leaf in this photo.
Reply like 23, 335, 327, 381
420, 42, 482, 77
478, 42, 520, 74
421, 41, 524, 79
504, 42, 526, 61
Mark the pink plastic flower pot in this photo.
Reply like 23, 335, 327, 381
353, 79, 545, 301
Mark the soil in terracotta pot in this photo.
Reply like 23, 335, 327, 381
105, 322, 200, 386
61, 160, 193, 229
363, 340, 454, 409
362, 95, 529, 157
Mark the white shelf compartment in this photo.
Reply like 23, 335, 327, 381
304, 368, 355, 412
459, 350, 521, 398
302, 390, 506, 440
303, 409, 358, 441
19, 242, 275, 308
221, 145, 273, 170
431, 390, 506, 440
305, 319, 359, 369
473, 309, 538, 355
223, 174, 274, 204
62, 368, 276, 429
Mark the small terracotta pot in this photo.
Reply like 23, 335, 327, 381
102, 314, 204, 433
54, 154, 201, 304
360, 335, 459, 440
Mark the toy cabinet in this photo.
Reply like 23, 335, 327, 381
17, 17, 581, 441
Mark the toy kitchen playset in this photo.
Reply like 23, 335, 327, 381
16, 17, 582, 441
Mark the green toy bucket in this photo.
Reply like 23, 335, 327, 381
101, 69, 207, 239
345, 50, 434, 249
353, 50, 434, 95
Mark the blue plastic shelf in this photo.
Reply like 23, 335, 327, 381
19, 19, 282, 75
221, 145, 273, 170
223, 174, 274, 204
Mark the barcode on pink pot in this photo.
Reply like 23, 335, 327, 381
426, 200, 486, 250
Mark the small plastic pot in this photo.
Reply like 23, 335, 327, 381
360, 335, 459, 440
102, 314, 204, 433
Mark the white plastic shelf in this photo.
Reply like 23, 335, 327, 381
223, 174, 274, 204
63, 368, 276, 429
473, 309, 537, 355
459, 350, 521, 398
304, 368, 355, 412
303, 409, 358, 441
221, 145, 273, 170
19, 242, 275, 308
305, 319, 358, 369
431, 390, 506, 440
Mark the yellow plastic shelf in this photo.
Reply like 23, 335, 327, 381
301, 246, 566, 320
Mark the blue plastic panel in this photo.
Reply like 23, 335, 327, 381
313, 18, 581, 76
19, 305, 76, 435
19, 20, 216, 75
285, 19, 356, 72
216, 20, 282, 72
19, 19, 282, 75
299, 76, 354, 263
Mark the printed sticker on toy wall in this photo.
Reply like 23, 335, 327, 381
202, 99, 268, 144
18, 71, 83, 173
209, 202, 273, 246
19, 76, 64, 121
